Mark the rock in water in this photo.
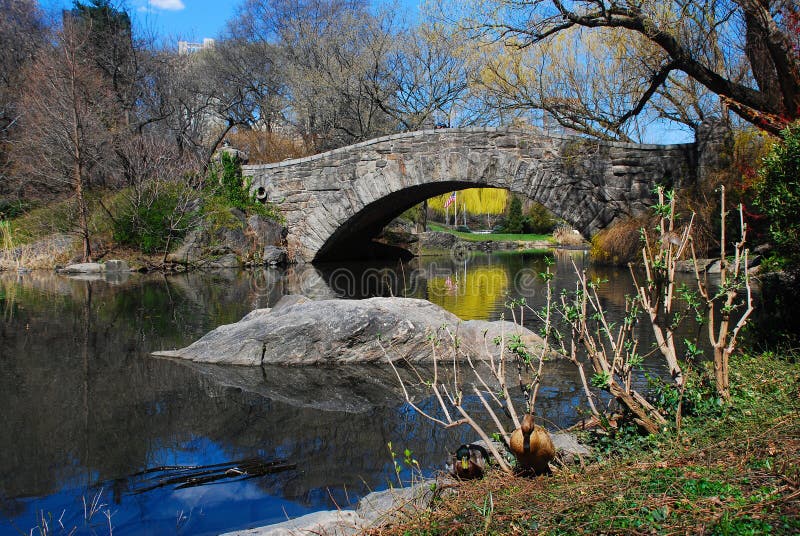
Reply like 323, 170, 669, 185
153, 295, 545, 366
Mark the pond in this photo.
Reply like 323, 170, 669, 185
0, 250, 713, 535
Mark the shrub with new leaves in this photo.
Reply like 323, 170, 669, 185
756, 123, 800, 273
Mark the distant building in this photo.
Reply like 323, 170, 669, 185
178, 38, 215, 55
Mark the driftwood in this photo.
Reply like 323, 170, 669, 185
120, 457, 296, 494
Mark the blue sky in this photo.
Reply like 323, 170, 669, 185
39, 1, 422, 43
40, 1, 243, 41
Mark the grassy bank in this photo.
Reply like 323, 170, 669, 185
427, 223, 555, 244
370, 352, 799, 535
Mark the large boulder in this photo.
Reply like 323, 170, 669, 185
154, 295, 545, 366
166, 229, 206, 264
247, 215, 286, 247
262, 245, 287, 265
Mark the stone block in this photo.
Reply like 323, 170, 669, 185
262, 246, 287, 265
104, 260, 129, 272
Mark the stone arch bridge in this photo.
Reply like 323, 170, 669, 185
243, 128, 702, 263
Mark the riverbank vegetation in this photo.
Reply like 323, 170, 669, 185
378, 183, 774, 534
372, 351, 799, 535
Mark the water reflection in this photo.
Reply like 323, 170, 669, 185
0, 252, 714, 535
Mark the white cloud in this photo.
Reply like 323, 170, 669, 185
149, 0, 186, 10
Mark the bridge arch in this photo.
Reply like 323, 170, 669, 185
243, 128, 696, 263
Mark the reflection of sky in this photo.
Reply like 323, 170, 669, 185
1, 438, 332, 536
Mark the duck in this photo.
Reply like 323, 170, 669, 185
509, 413, 555, 475
447, 443, 489, 479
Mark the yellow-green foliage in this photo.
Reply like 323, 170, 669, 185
202, 195, 243, 232
5, 200, 77, 244
428, 188, 508, 215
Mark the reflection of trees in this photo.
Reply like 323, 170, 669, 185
427, 265, 508, 320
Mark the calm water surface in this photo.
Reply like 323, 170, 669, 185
0, 251, 709, 535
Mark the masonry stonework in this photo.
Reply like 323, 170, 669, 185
243, 128, 698, 262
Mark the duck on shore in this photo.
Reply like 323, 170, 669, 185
447, 443, 490, 479
509, 413, 555, 475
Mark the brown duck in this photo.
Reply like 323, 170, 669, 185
509, 414, 555, 475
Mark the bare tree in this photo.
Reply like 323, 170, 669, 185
232, 0, 398, 148
376, 23, 475, 130
0, 0, 45, 136
16, 22, 114, 261
0, 0, 46, 197
460, 0, 799, 137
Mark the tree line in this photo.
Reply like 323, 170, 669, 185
0, 0, 796, 261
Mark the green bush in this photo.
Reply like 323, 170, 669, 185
755, 123, 800, 272
0, 199, 30, 220
112, 184, 193, 254
505, 195, 524, 233
522, 202, 557, 234
206, 152, 283, 222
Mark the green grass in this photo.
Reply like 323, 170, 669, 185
372, 352, 800, 535
427, 222, 554, 243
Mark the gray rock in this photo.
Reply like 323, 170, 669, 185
418, 231, 458, 252
262, 245, 287, 265
707, 259, 722, 273
221, 510, 363, 536
204, 253, 240, 270
551, 431, 592, 465
229, 207, 247, 224
247, 215, 286, 247
220, 481, 437, 535
675, 258, 714, 273
217, 227, 249, 255
103, 259, 129, 272
166, 229, 205, 264
153, 296, 545, 366
270, 294, 311, 312
58, 262, 103, 274
355, 482, 436, 526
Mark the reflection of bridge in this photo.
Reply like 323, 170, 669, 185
243, 128, 701, 263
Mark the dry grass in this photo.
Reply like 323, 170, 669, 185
552, 226, 586, 247
227, 130, 314, 164
590, 214, 652, 265
0, 230, 77, 270
371, 418, 799, 536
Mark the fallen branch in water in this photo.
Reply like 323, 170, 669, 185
122, 457, 296, 494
